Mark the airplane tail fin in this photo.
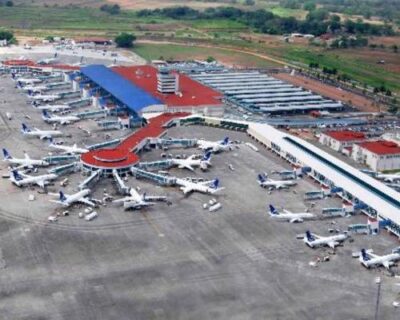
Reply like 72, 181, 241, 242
48, 137, 54, 146
201, 151, 212, 162
269, 204, 278, 215
2, 148, 12, 160
11, 170, 22, 181
21, 123, 30, 133
258, 173, 266, 183
42, 110, 50, 119
210, 178, 219, 189
222, 137, 229, 145
360, 249, 370, 261
59, 191, 67, 202
305, 230, 314, 242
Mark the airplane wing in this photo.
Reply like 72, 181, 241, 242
327, 241, 338, 249
199, 180, 215, 186
36, 180, 45, 188
180, 186, 192, 194
383, 261, 391, 269
18, 171, 30, 178
113, 196, 133, 204
40, 134, 50, 140
78, 198, 95, 207
24, 153, 30, 160
283, 209, 291, 214
144, 195, 167, 201
289, 217, 303, 223
129, 188, 141, 202
179, 164, 194, 171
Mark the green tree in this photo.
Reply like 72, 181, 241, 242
114, 33, 136, 48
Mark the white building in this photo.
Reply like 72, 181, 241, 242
352, 140, 400, 172
319, 130, 366, 153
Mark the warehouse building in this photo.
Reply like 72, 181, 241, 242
319, 130, 367, 153
352, 140, 400, 171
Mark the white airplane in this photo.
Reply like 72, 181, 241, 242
359, 248, 400, 270
28, 93, 60, 102
257, 173, 297, 189
37, 58, 59, 65
21, 123, 63, 140
49, 189, 95, 207
176, 178, 224, 195
197, 137, 232, 153
48, 138, 88, 154
10, 169, 57, 188
376, 172, 400, 182
113, 188, 167, 210
171, 152, 212, 171
15, 78, 42, 86
2, 148, 49, 169
304, 230, 348, 249
268, 204, 314, 223
33, 104, 71, 112
42, 110, 80, 125
20, 85, 48, 93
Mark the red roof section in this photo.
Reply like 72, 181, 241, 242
3, 59, 35, 66
81, 112, 189, 169
324, 130, 366, 142
2, 59, 79, 71
113, 65, 223, 108
358, 140, 400, 155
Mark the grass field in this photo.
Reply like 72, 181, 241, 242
133, 43, 280, 68
279, 46, 400, 93
1, 4, 399, 94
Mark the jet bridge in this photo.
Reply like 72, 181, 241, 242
43, 154, 79, 165
58, 91, 81, 99
76, 109, 108, 120
155, 138, 198, 149
112, 169, 130, 195
78, 169, 102, 191
97, 120, 121, 130
87, 138, 122, 150
46, 82, 71, 90
68, 98, 91, 109
136, 160, 174, 171
131, 167, 176, 186
48, 162, 79, 175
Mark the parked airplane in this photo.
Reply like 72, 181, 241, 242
113, 188, 167, 210
21, 123, 63, 140
197, 137, 232, 153
176, 178, 224, 195
10, 169, 57, 188
171, 152, 211, 171
49, 189, 95, 207
15, 78, 42, 86
37, 58, 59, 65
49, 138, 88, 154
359, 248, 400, 269
21, 85, 48, 93
2, 148, 49, 169
268, 204, 314, 223
257, 173, 297, 189
33, 104, 71, 112
42, 110, 79, 125
28, 93, 60, 102
376, 172, 400, 182
304, 230, 348, 249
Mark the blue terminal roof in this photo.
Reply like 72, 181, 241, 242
80, 65, 161, 112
